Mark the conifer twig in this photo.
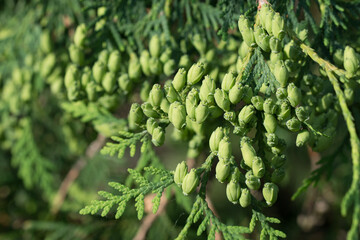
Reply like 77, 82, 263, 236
133, 157, 196, 240
51, 134, 106, 215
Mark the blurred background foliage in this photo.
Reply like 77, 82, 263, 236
0, 0, 359, 239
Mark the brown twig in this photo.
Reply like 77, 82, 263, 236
51, 134, 106, 215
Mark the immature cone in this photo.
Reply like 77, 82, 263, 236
239, 41, 250, 59
245, 171, 261, 190
272, 13, 285, 40
164, 81, 180, 103
149, 35, 161, 58
254, 26, 270, 52
192, 33, 207, 55
149, 84, 164, 108
179, 54, 191, 69
182, 169, 200, 195
187, 62, 205, 85
263, 113, 277, 133
215, 160, 230, 183
214, 89, 231, 111
140, 50, 151, 76
164, 59, 176, 76
262, 183, 279, 206
146, 118, 158, 135
81, 67, 92, 87
160, 98, 170, 113
98, 49, 109, 64
102, 72, 117, 93
226, 181, 241, 204
251, 96, 264, 111
209, 127, 224, 152
284, 41, 301, 60
264, 8, 275, 35
128, 103, 145, 129
130, 58, 143, 82
296, 130, 310, 147
344, 46, 359, 77
118, 73, 132, 94
141, 102, 160, 118
287, 83, 302, 107
172, 68, 187, 92
238, 105, 256, 124
274, 60, 288, 87
240, 137, 257, 168
160, 48, 172, 63
218, 137, 232, 161
252, 157, 265, 178
64, 65, 80, 88
92, 61, 106, 83
239, 188, 251, 208
174, 161, 188, 186
152, 127, 165, 147
263, 98, 277, 115
86, 81, 97, 102
295, 106, 309, 122
266, 133, 278, 147
229, 83, 245, 104
108, 50, 121, 73
259, 3, 270, 27
221, 72, 236, 91
69, 44, 84, 66
269, 37, 281, 53
169, 102, 186, 130
195, 102, 209, 124
238, 15, 256, 47
276, 87, 287, 100
277, 101, 291, 121
286, 117, 302, 132
186, 88, 199, 120
200, 75, 216, 103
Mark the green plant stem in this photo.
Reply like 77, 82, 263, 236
326, 70, 360, 213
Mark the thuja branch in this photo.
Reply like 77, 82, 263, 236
326, 70, 360, 213
286, 28, 347, 77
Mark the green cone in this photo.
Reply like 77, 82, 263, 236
209, 127, 224, 152
252, 157, 265, 178
262, 182, 279, 206
173, 68, 187, 92
169, 101, 186, 130
218, 137, 232, 161
214, 89, 231, 111
174, 161, 188, 186
226, 181, 241, 204
263, 113, 277, 133
239, 188, 251, 207
149, 84, 164, 108
200, 75, 216, 103
108, 50, 121, 73
187, 62, 205, 85
152, 127, 165, 147
186, 88, 199, 120
240, 137, 257, 168
182, 169, 200, 195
